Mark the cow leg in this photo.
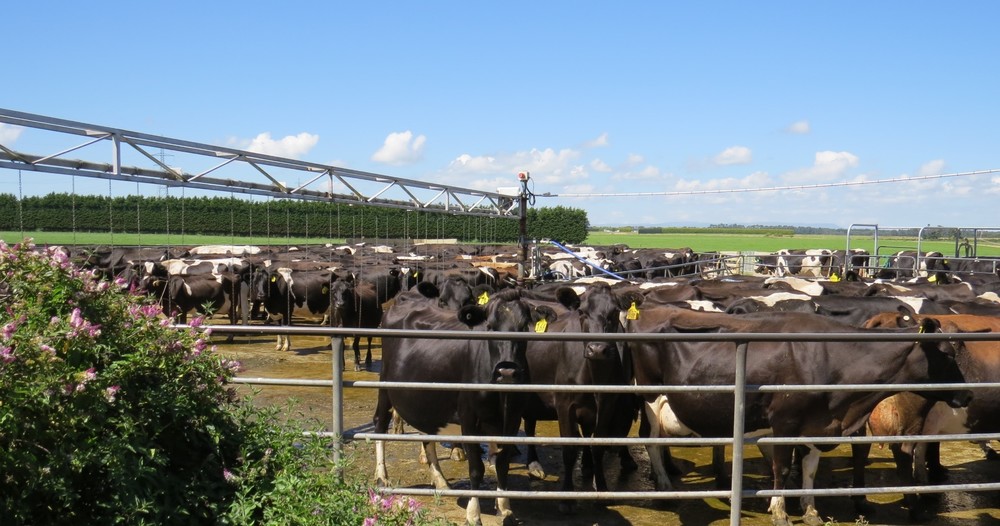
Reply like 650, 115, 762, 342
558, 442, 579, 514
797, 446, 824, 526
464, 440, 488, 526
889, 443, 930, 522
493, 443, 516, 526
643, 400, 673, 491
925, 441, 947, 482
423, 441, 450, 490
712, 445, 730, 490
523, 416, 547, 479
849, 443, 877, 516
375, 440, 389, 486
353, 336, 362, 371
364, 336, 373, 371
373, 391, 393, 486
767, 445, 794, 526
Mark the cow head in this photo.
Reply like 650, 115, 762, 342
556, 283, 643, 361
458, 288, 533, 385
869, 310, 974, 409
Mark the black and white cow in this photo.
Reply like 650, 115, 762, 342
250, 267, 336, 352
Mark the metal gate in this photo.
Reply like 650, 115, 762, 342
214, 324, 1000, 526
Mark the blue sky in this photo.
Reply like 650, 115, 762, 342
2, 2, 999, 228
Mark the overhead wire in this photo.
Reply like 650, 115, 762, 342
546, 168, 1000, 198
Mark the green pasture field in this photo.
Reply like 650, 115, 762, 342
5, 230, 1000, 258
583, 231, 1000, 257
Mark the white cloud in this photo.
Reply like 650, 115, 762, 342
917, 159, 946, 176
371, 130, 426, 165
233, 131, 320, 158
612, 165, 662, 181
584, 132, 609, 148
674, 171, 772, 192
0, 124, 24, 143
713, 145, 752, 166
590, 158, 612, 173
443, 146, 588, 194
787, 120, 811, 134
782, 150, 859, 183
625, 153, 644, 166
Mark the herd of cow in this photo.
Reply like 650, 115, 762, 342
73, 241, 1000, 526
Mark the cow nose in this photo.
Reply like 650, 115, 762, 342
492, 361, 522, 384
585, 342, 612, 360
948, 389, 974, 409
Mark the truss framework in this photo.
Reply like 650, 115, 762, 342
0, 108, 518, 217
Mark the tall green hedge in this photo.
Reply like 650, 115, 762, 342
0, 193, 590, 244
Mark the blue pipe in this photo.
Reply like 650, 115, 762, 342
547, 240, 626, 280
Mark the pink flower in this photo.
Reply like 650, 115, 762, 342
104, 385, 120, 403
1, 346, 14, 364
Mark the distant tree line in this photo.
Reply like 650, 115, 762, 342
0, 193, 590, 244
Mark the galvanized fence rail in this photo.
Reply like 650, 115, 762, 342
207, 324, 1000, 526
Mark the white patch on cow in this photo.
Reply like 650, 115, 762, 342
647, 395, 697, 438
765, 276, 825, 296
805, 249, 830, 256
750, 292, 811, 307
188, 245, 261, 256
183, 282, 194, 296
799, 256, 826, 277
144, 261, 155, 275
923, 404, 969, 436
573, 276, 620, 286
683, 300, 723, 312
638, 281, 681, 290
977, 292, 1000, 304
896, 296, 926, 313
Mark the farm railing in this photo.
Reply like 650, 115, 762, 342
203, 324, 1000, 526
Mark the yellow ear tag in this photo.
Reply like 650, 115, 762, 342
477, 292, 490, 305
270, 275, 277, 283
918, 324, 926, 334
830, 273, 841, 282
322, 286, 329, 294
928, 274, 937, 283
627, 302, 640, 320
534, 319, 548, 333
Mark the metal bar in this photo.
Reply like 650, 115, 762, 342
0, 108, 513, 218
233, 376, 1000, 394
30, 133, 111, 165
730, 341, 748, 526
201, 323, 1000, 343
330, 335, 344, 480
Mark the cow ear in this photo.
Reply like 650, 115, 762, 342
555, 287, 582, 310
457, 305, 487, 327
895, 305, 919, 326
168, 277, 184, 297
531, 305, 558, 324
617, 291, 644, 311
416, 281, 440, 299
918, 317, 941, 334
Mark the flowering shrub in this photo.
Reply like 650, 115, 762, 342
0, 240, 444, 526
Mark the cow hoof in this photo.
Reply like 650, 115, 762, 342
770, 517, 791, 526
354, 363, 362, 372
801, 509, 824, 526
451, 447, 466, 462
499, 513, 518, 526
527, 461, 547, 480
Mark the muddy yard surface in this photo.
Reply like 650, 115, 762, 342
218, 332, 1000, 526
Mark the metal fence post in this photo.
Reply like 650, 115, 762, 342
330, 335, 345, 479
730, 341, 749, 525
